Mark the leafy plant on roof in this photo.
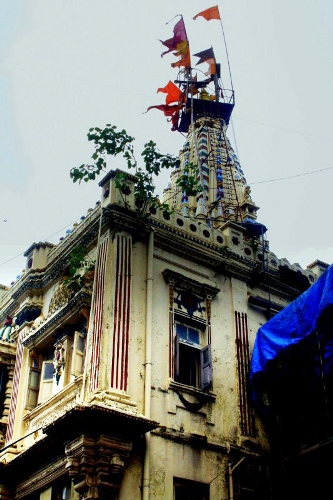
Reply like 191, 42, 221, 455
70, 124, 201, 216
65, 245, 95, 293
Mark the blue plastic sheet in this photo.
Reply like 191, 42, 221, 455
250, 265, 333, 407
241, 217, 267, 237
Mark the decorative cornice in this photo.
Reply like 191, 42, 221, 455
1, 203, 304, 325
152, 426, 265, 459
163, 269, 220, 298
99, 168, 137, 187
44, 404, 159, 441
0, 344, 16, 364
23, 291, 91, 347
152, 426, 228, 453
15, 456, 65, 499
23, 242, 54, 258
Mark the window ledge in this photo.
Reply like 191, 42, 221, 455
169, 380, 216, 402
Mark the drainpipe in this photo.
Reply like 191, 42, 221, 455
142, 229, 154, 500
228, 457, 245, 500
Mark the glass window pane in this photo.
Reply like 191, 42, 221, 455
77, 335, 85, 353
202, 348, 209, 364
27, 389, 39, 408
176, 324, 187, 339
29, 370, 40, 389
43, 362, 54, 380
188, 327, 199, 344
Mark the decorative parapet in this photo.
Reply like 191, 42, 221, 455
0, 204, 101, 313
99, 169, 138, 210
307, 259, 329, 279
22, 376, 83, 448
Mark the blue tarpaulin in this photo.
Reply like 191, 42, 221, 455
250, 265, 333, 409
241, 217, 267, 238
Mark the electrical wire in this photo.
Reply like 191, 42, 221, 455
0, 217, 86, 269
234, 115, 333, 143
250, 166, 333, 185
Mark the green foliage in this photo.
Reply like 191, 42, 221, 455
70, 125, 135, 183
70, 123, 201, 216
176, 162, 202, 197
65, 246, 95, 292
68, 246, 87, 277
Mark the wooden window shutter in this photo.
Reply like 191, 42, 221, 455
174, 335, 180, 379
200, 344, 212, 390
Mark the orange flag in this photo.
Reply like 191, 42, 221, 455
157, 81, 184, 105
171, 51, 191, 69
193, 6, 220, 21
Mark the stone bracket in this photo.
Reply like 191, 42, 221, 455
65, 434, 132, 500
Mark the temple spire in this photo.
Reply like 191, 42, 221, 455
163, 103, 259, 226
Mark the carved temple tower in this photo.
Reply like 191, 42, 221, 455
164, 118, 258, 225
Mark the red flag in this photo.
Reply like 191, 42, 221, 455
157, 81, 184, 105
193, 6, 220, 21
170, 111, 180, 131
145, 104, 181, 131
145, 104, 181, 116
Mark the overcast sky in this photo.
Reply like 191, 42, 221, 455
1, 0, 332, 286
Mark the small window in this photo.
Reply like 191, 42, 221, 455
26, 368, 41, 409
71, 331, 86, 377
43, 362, 54, 380
177, 324, 200, 344
38, 360, 54, 403
175, 323, 212, 390
174, 477, 209, 500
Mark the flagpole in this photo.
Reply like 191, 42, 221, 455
218, 8, 234, 93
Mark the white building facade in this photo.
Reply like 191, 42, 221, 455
0, 110, 322, 499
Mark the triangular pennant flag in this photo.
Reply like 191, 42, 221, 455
160, 16, 191, 68
160, 17, 187, 56
193, 6, 220, 21
193, 48, 215, 65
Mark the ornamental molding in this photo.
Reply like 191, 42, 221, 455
15, 457, 65, 499
24, 378, 82, 437
23, 291, 91, 347
31, 396, 77, 437
163, 269, 220, 299
1, 202, 303, 326
152, 426, 228, 453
